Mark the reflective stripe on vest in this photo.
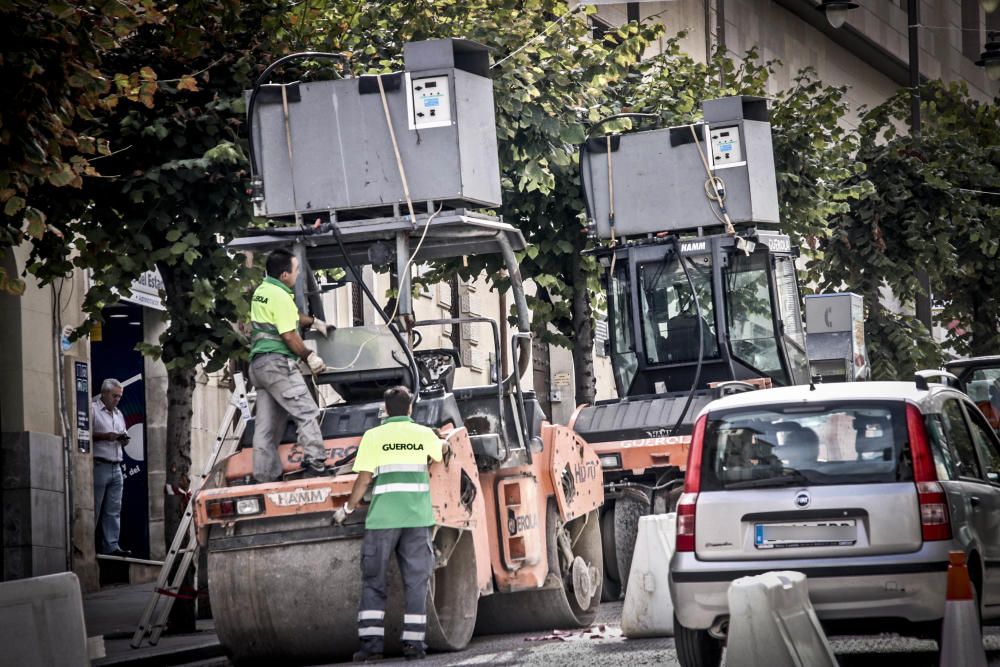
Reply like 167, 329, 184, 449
371, 482, 430, 495
375, 463, 428, 476
250, 321, 283, 345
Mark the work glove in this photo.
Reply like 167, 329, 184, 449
333, 503, 354, 525
305, 351, 327, 374
311, 317, 331, 337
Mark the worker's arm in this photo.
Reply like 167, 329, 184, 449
345, 471, 373, 512
279, 330, 312, 360
298, 312, 314, 329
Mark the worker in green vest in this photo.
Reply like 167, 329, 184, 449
249, 248, 332, 480
334, 385, 445, 662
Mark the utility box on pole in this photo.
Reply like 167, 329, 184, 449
580, 96, 780, 238
249, 38, 501, 220
805, 293, 869, 383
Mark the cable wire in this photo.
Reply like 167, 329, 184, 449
690, 124, 736, 235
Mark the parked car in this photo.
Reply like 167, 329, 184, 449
945, 356, 1000, 431
669, 380, 1000, 667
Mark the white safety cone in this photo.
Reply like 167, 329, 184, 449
939, 550, 987, 667
621, 513, 676, 638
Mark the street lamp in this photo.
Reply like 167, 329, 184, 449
977, 32, 1000, 81
817, 1, 859, 29
981, 0, 999, 14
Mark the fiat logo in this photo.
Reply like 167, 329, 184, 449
794, 490, 811, 508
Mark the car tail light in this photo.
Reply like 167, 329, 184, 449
906, 403, 952, 541
206, 495, 264, 520
676, 414, 708, 552
676, 493, 698, 552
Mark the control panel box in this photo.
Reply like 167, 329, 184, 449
581, 96, 780, 238
805, 293, 868, 382
250, 38, 501, 220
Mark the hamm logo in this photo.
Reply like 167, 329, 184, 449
268, 487, 332, 507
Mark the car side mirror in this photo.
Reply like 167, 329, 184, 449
988, 471, 999, 483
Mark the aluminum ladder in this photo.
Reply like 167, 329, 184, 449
130, 372, 252, 648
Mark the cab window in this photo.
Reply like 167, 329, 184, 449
725, 251, 783, 384
609, 266, 638, 395
638, 254, 718, 365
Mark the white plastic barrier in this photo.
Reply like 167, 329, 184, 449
621, 512, 676, 638
0, 572, 90, 667
726, 570, 836, 667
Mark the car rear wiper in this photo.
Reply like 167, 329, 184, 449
724, 468, 813, 490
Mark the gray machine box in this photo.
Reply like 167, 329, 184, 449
251, 39, 501, 220
805, 293, 869, 382
581, 96, 780, 238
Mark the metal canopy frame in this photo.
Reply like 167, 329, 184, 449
228, 211, 526, 271
230, 209, 533, 381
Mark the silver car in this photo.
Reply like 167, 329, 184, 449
669, 380, 1000, 667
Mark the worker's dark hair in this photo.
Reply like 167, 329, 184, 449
383, 385, 413, 417
265, 249, 295, 278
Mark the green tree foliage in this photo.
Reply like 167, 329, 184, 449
64, 0, 289, 629
294, 0, 661, 403
821, 80, 1000, 376
0, 0, 162, 293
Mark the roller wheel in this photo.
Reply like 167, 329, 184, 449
425, 528, 479, 652
600, 505, 622, 601
614, 495, 646, 594
674, 614, 723, 667
475, 500, 602, 634
208, 517, 481, 665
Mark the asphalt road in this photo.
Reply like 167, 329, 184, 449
187, 601, 1000, 667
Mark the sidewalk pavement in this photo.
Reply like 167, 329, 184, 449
84, 582, 225, 666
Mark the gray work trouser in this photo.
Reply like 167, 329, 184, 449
358, 526, 435, 653
248, 352, 326, 481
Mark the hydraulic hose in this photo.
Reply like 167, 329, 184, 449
669, 236, 706, 435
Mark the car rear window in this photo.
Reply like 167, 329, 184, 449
700, 401, 909, 490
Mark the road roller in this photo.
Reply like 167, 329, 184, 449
192, 212, 605, 664
190, 40, 604, 663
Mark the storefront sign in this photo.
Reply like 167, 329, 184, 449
122, 269, 166, 311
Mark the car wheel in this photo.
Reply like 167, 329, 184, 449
674, 614, 723, 667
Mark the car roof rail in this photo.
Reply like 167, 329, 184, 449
914, 369, 960, 391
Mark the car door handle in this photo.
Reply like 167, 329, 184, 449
971, 496, 981, 507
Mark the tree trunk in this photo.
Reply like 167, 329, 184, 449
571, 250, 596, 406
165, 363, 197, 633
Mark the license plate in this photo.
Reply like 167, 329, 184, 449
754, 519, 857, 549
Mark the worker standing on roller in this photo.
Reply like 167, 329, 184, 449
334, 385, 444, 662
249, 248, 333, 481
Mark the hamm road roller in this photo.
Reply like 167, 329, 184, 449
190, 38, 604, 665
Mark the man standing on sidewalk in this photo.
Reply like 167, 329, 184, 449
334, 385, 444, 662
92, 378, 130, 557
249, 248, 333, 481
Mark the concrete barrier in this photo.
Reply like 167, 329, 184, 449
621, 513, 676, 638
0, 571, 90, 666
726, 570, 836, 667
